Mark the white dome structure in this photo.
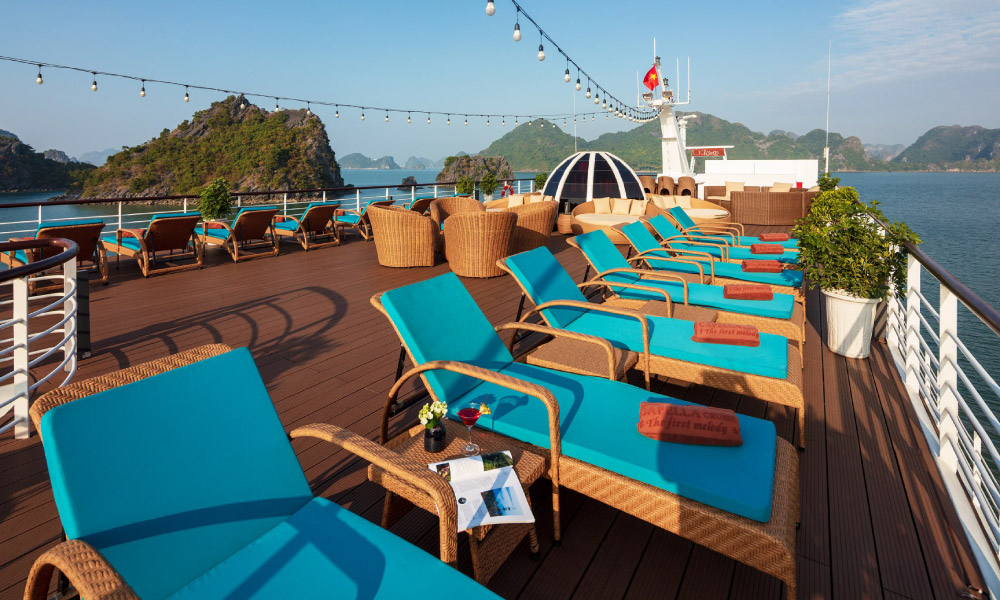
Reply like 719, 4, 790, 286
541, 151, 646, 212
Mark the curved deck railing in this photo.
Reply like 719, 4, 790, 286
0, 238, 79, 439
884, 235, 1000, 594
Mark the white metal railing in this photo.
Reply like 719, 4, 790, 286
885, 252, 1000, 595
0, 239, 79, 439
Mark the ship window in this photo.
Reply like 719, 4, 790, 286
591, 154, 619, 198
560, 155, 590, 201
543, 157, 572, 196
609, 156, 644, 199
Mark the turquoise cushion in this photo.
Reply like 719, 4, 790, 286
446, 361, 777, 522
503, 247, 590, 328
194, 225, 231, 240
168, 497, 496, 600
651, 215, 799, 261
738, 236, 798, 250
40, 349, 314, 600
100, 233, 143, 252
563, 310, 788, 379
150, 213, 198, 222
380, 273, 515, 404
724, 246, 798, 264
273, 220, 300, 232
36, 218, 105, 234
336, 214, 361, 225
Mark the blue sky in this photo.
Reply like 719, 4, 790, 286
1, 0, 997, 160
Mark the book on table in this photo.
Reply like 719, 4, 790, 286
428, 450, 535, 531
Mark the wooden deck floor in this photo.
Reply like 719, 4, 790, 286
0, 227, 986, 599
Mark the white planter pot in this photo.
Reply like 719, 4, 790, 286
822, 289, 880, 358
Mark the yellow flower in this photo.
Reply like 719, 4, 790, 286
479, 403, 492, 416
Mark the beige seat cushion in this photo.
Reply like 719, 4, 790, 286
807, 185, 820, 192
724, 181, 745, 199
629, 200, 648, 216
611, 199, 632, 215
770, 182, 793, 193
686, 208, 730, 220
673, 195, 692, 209
507, 195, 525, 207
575, 213, 642, 227
542, 195, 556, 203
593, 197, 612, 214
529, 194, 546, 203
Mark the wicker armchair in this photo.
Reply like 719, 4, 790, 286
444, 211, 516, 278
429, 196, 485, 230
505, 201, 558, 253
656, 175, 677, 195
638, 175, 657, 194
368, 205, 437, 267
676, 176, 697, 196
730, 191, 812, 225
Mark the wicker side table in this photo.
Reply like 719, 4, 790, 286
524, 335, 638, 380
369, 419, 544, 584
556, 213, 573, 235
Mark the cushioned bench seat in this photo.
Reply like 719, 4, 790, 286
685, 208, 729, 220
574, 213, 642, 227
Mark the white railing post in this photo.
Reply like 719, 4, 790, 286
938, 284, 960, 471
283, 193, 288, 216
385, 187, 390, 201
11, 276, 29, 439
356, 189, 361, 211
530, 180, 535, 193
517, 180, 522, 194
37, 205, 42, 226
411, 187, 415, 204
322, 191, 327, 202
62, 259, 77, 372
183, 198, 188, 213
904, 254, 922, 400
117, 201, 123, 229
433, 185, 439, 198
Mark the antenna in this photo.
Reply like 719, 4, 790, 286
676, 58, 680, 95
687, 57, 691, 102
824, 41, 831, 174
636, 70, 641, 107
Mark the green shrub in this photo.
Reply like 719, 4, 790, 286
197, 177, 234, 220
479, 171, 498, 196
534, 172, 548, 190
817, 172, 840, 192
455, 176, 476, 196
792, 187, 919, 300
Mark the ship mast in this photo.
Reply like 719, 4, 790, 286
643, 42, 693, 179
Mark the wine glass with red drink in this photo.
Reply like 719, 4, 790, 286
457, 403, 481, 456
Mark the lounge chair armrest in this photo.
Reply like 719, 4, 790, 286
384, 359, 562, 489
24, 539, 137, 600
277, 214, 302, 228
495, 322, 618, 380
117, 228, 146, 242
630, 253, 708, 281
577, 280, 675, 313
290, 422, 460, 563
688, 222, 743, 239
200, 220, 235, 238
590, 268, 690, 304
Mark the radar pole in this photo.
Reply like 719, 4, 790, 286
824, 41, 831, 174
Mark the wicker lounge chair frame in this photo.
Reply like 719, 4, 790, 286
100, 214, 203, 277
3, 221, 109, 287
501, 247, 806, 448
406, 197, 435, 214
197, 208, 280, 262
443, 211, 516, 278
335, 199, 394, 241
272, 202, 341, 251
26, 344, 472, 598
368, 205, 437, 267
371, 292, 800, 600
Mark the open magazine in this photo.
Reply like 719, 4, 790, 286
428, 451, 535, 531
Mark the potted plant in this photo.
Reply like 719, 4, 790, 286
455, 175, 476, 197
419, 399, 449, 452
197, 177, 234, 221
479, 171, 498, 202
535, 172, 548, 191
792, 186, 920, 358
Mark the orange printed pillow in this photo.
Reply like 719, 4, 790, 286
637, 402, 743, 446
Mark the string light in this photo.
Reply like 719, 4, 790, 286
384, 112, 389, 122
464, 116, 468, 126
184, 86, 189, 102
35, 65, 42, 85
335, 106, 339, 118
239, 96, 246, 110
563, 62, 571, 83
513, 11, 521, 42
139, 80, 145, 97
407, 112, 411, 123
91, 72, 98, 91
594, 92, 599, 105
502, 117, 506, 126
537, 31, 545, 61
514, 117, 519, 126
575, 75, 581, 91
486, 118, 490, 126
447, 115, 450, 125
485, 0, 495, 16
306, 102, 311, 115
360, 112, 365, 121
275, 97, 279, 111
585, 79, 591, 98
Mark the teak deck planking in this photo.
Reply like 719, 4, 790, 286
0, 225, 986, 599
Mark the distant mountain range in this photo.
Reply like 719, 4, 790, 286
481, 115, 1000, 173
339, 153, 401, 169
0, 135, 94, 192
78, 148, 120, 166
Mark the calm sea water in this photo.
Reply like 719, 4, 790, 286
2, 170, 997, 391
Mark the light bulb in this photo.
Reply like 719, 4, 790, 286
306, 103, 311, 115
335, 108, 340, 118
563, 119, 567, 127
486, 119, 490, 126
513, 22, 521, 41
275, 99, 280, 110
602, 100, 607, 109
139, 81, 146, 97
407, 113, 411, 123
91, 74, 98, 92
575, 78, 581, 91
502, 118, 505, 126
385, 113, 389, 122
464, 117, 468, 126
428, 115, 432, 124
592, 115, 595, 121
239, 97, 246, 110
585, 87, 591, 98
527, 120, 532, 126
564, 68, 571, 83
361, 112, 365, 121
447, 116, 450, 125
594, 95, 599, 105
36, 66, 42, 85
514, 118, 518, 126
537, 44, 545, 61
184, 87, 190, 102
485, 0, 495, 16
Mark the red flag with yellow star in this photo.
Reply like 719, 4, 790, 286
643, 66, 658, 90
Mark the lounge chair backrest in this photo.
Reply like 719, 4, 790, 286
146, 214, 202, 252
299, 202, 340, 234
39, 348, 313, 599
622, 221, 685, 272
379, 273, 514, 403
232, 206, 279, 240
503, 247, 591, 329
669, 206, 697, 229
648, 214, 685, 240
34, 219, 106, 261
572, 230, 632, 276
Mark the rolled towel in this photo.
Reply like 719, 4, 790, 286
758, 233, 790, 242
638, 402, 743, 446
723, 284, 774, 301
750, 243, 784, 254
274, 215, 289, 223
691, 321, 761, 347
741, 259, 782, 273
205, 222, 225, 229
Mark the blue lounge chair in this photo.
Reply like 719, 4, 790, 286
336, 199, 395, 240
622, 218, 805, 302
272, 201, 341, 250
668, 206, 800, 252
195, 206, 280, 262
499, 245, 805, 445
372, 273, 799, 598
101, 213, 203, 277
2, 218, 108, 285
27, 346, 495, 600
565, 230, 806, 352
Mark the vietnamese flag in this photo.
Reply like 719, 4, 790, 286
643, 66, 659, 90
